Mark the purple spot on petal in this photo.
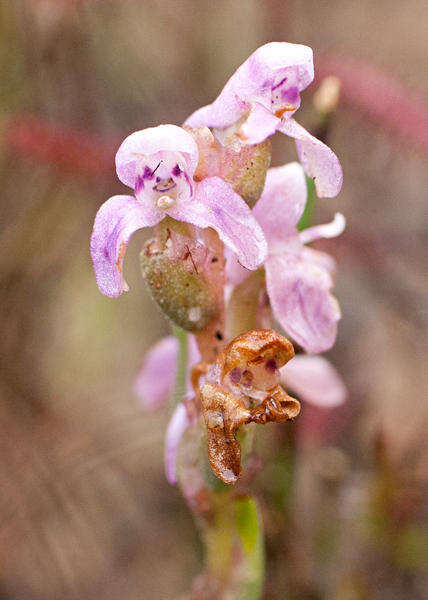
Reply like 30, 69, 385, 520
272, 75, 288, 91
229, 368, 241, 383
134, 176, 144, 195
143, 165, 154, 179
172, 164, 181, 177
281, 86, 299, 105
265, 358, 277, 373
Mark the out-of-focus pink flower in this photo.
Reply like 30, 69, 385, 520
165, 402, 191, 484
4, 114, 115, 178
228, 163, 345, 353
134, 334, 200, 411
280, 354, 347, 408
90, 124, 267, 297
134, 334, 201, 484
185, 42, 342, 198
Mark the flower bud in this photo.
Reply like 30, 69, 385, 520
313, 76, 341, 115
190, 126, 271, 208
223, 138, 271, 208
140, 230, 219, 332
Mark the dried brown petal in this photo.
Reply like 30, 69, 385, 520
218, 329, 294, 380
200, 382, 251, 484
250, 385, 300, 424
196, 330, 298, 485
200, 383, 251, 433
206, 430, 242, 484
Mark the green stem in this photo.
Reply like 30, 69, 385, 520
227, 269, 265, 338
297, 175, 316, 232
172, 325, 187, 406
202, 494, 265, 600
234, 496, 265, 600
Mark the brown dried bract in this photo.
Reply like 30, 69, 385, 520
250, 385, 300, 424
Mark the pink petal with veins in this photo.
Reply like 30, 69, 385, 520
281, 355, 347, 407
90, 194, 163, 297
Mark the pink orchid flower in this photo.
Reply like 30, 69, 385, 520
228, 162, 345, 353
185, 42, 342, 198
91, 124, 267, 297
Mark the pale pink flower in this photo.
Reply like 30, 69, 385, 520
91, 124, 267, 297
185, 42, 342, 198
228, 162, 345, 353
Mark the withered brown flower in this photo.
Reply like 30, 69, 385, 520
193, 329, 300, 484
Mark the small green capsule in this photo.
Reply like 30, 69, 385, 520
140, 239, 218, 332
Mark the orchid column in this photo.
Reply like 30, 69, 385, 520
91, 42, 344, 599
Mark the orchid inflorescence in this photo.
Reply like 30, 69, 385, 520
91, 42, 346, 490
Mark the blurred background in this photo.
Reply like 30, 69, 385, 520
0, 1, 427, 599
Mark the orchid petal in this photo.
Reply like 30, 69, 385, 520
279, 118, 343, 198
254, 162, 307, 241
238, 103, 281, 145
185, 42, 313, 132
266, 254, 341, 353
301, 246, 336, 273
134, 336, 178, 411
115, 125, 199, 188
299, 213, 346, 245
165, 403, 189, 484
90, 195, 163, 297
225, 248, 250, 286
134, 334, 201, 411
281, 355, 347, 407
169, 177, 267, 270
